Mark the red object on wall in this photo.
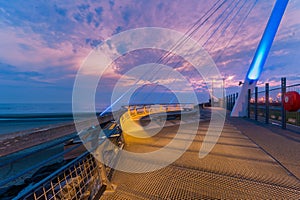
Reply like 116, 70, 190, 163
283, 91, 300, 112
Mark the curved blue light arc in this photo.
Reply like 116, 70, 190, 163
247, 0, 289, 81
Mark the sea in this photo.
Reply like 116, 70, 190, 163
0, 103, 106, 135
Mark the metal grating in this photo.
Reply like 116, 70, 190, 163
101, 121, 300, 199
22, 154, 102, 200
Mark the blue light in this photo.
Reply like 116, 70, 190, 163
100, 91, 128, 116
246, 0, 289, 81
247, 49, 265, 80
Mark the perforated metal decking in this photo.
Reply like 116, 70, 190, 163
101, 119, 300, 199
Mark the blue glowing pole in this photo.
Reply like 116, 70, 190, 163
232, 0, 289, 117
246, 0, 289, 81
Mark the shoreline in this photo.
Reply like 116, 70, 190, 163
0, 112, 115, 157
0, 112, 102, 137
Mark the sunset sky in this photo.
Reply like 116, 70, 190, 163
0, 0, 299, 107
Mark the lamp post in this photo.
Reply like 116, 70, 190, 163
222, 78, 225, 108
210, 77, 227, 108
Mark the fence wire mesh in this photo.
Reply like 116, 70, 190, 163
22, 154, 102, 200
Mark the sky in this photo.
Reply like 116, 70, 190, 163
0, 0, 299, 108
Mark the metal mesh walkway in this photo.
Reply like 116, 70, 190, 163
101, 120, 300, 199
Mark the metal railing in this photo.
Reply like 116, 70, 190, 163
248, 77, 300, 130
226, 92, 239, 111
3, 104, 193, 199
124, 104, 181, 120
19, 152, 102, 200
225, 77, 300, 131
0, 119, 123, 200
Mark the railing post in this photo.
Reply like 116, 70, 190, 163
281, 77, 286, 129
226, 95, 228, 110
233, 94, 235, 110
235, 92, 238, 111
229, 95, 231, 110
228, 95, 230, 110
228, 94, 232, 111
230, 94, 233, 111
248, 89, 251, 118
255, 87, 258, 121
226, 96, 228, 110
233, 93, 236, 109
98, 160, 115, 192
265, 83, 269, 124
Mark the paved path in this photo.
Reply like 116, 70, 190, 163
101, 111, 300, 199
229, 117, 300, 180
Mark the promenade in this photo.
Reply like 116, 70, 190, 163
1, 108, 299, 199
101, 111, 300, 199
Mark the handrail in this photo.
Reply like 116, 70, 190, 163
0, 118, 118, 198
0, 133, 77, 168
8, 125, 122, 199
250, 83, 300, 95
0, 143, 83, 186
13, 151, 90, 200
1, 127, 99, 178
2, 104, 192, 199
286, 83, 300, 88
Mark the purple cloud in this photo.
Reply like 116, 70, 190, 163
0, 0, 299, 104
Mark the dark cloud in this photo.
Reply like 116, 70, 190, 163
113, 26, 123, 34
18, 43, 34, 51
78, 4, 90, 12
111, 49, 165, 75
73, 13, 84, 23
121, 7, 132, 24
109, 0, 115, 9
86, 12, 94, 24
0, 62, 45, 83
85, 38, 103, 48
94, 7, 103, 15
94, 21, 100, 28
54, 5, 67, 16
